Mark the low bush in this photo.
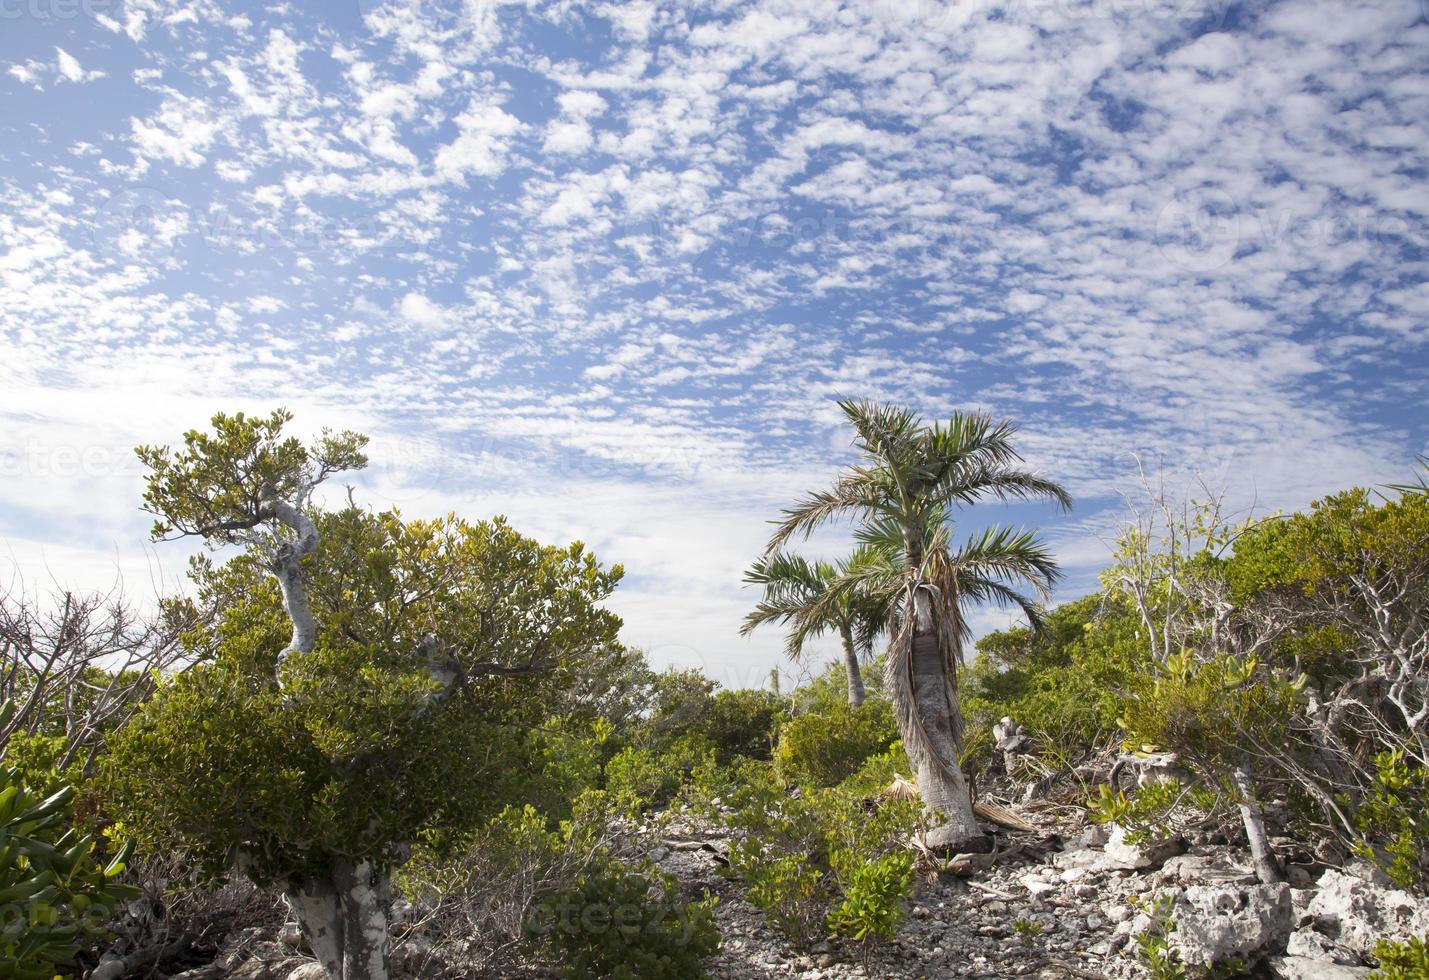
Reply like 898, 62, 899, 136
772, 699, 897, 788
1353, 751, 1429, 893
702, 688, 783, 763
962, 595, 1147, 775
1370, 934, 1429, 980
826, 851, 914, 948
400, 790, 719, 978
531, 862, 719, 979
0, 758, 138, 978
395, 792, 622, 968
837, 742, 908, 797
605, 735, 716, 818
724, 769, 922, 951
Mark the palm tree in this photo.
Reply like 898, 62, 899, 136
768, 400, 1070, 850
740, 547, 890, 707
1386, 455, 1429, 497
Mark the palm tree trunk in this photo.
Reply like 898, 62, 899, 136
892, 587, 981, 851
839, 624, 866, 708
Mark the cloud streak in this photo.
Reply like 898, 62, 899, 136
0, 0, 1425, 681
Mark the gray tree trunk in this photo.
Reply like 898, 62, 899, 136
261, 494, 391, 980
839, 624, 866, 708
1232, 766, 1283, 885
263, 496, 320, 679
287, 859, 391, 980
901, 588, 981, 851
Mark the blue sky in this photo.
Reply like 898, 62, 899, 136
1, 0, 1426, 689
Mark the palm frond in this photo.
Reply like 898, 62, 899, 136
1385, 455, 1429, 497
932, 464, 1072, 513
943, 524, 1062, 594
955, 577, 1047, 630
765, 472, 896, 553
742, 552, 831, 591
838, 398, 922, 463
926, 412, 1022, 471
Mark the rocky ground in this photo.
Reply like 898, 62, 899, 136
94, 793, 1428, 979
654, 798, 1425, 980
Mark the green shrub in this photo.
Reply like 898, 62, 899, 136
837, 742, 907, 797
605, 735, 715, 817
702, 688, 783, 763
605, 747, 668, 818
773, 699, 897, 788
0, 750, 139, 978
2, 733, 75, 800
1353, 752, 1429, 893
724, 771, 921, 952
826, 851, 914, 946
523, 718, 612, 821
963, 595, 1147, 772
1370, 934, 1429, 979
531, 861, 719, 979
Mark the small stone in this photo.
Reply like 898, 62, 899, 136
1269, 956, 1371, 979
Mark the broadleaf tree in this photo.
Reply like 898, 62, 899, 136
105, 411, 624, 980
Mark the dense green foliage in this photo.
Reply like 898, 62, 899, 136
103, 509, 624, 884
0, 726, 138, 979
772, 699, 898, 787
723, 762, 922, 950
533, 863, 719, 980
1369, 934, 1429, 980
964, 594, 1147, 770
1353, 751, 1429, 891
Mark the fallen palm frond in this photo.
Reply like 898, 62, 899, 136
973, 799, 1037, 833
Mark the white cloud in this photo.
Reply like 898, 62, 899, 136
54, 48, 85, 83
1, 0, 1425, 687
398, 292, 449, 330
434, 102, 523, 181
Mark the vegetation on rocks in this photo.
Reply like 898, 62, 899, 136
0, 404, 1424, 979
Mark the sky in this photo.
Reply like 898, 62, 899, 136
1, 0, 1426, 691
